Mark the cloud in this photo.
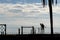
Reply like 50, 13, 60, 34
0, 3, 60, 28
0, 3, 49, 18
1, 3, 60, 18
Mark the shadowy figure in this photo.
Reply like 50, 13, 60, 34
40, 23, 46, 34
40, 23, 45, 30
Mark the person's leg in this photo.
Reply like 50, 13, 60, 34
41, 29, 44, 34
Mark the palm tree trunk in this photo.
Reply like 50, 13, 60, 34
48, 0, 53, 35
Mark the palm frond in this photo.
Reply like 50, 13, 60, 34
56, 0, 57, 5
42, 0, 45, 7
42, 0, 57, 7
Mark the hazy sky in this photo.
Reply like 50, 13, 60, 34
0, 0, 60, 34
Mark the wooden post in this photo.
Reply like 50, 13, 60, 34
18, 28, 20, 35
21, 26, 23, 35
4, 24, 6, 35
32, 26, 34, 34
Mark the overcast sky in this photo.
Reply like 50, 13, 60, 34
0, 0, 60, 34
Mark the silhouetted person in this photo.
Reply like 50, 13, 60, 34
40, 23, 46, 34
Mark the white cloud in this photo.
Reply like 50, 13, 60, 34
0, 3, 49, 18
0, 3, 60, 28
1, 3, 59, 18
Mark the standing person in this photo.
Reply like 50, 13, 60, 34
40, 23, 46, 34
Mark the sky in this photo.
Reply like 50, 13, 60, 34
0, 0, 60, 34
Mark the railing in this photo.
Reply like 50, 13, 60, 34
0, 24, 6, 35
0, 24, 44, 35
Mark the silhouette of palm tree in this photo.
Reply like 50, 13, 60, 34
42, 0, 57, 35
42, 0, 57, 7
48, 0, 53, 35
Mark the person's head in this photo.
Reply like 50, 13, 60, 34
40, 23, 43, 25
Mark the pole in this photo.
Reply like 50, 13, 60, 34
18, 28, 20, 35
21, 26, 23, 35
5, 24, 6, 35
32, 26, 34, 34
48, 0, 53, 35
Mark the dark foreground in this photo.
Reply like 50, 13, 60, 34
0, 34, 60, 40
